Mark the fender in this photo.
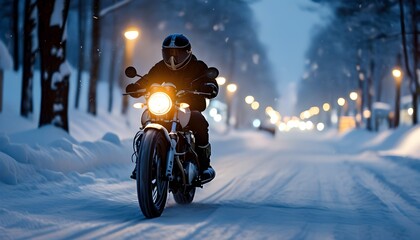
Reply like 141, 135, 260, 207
143, 123, 177, 180
143, 123, 171, 144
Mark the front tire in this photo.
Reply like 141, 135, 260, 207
137, 129, 169, 218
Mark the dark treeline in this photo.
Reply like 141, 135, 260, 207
0, 0, 278, 131
297, 0, 419, 129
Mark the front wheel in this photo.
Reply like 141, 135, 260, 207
137, 129, 169, 218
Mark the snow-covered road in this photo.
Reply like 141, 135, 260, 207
1, 129, 420, 239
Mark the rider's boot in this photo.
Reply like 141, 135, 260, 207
196, 143, 216, 184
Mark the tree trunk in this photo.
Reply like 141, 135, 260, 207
75, 0, 86, 109
12, 0, 19, 71
88, 0, 100, 115
108, 0, 117, 113
410, 0, 419, 124
20, 0, 36, 118
226, 41, 236, 127
365, 43, 375, 131
108, 46, 116, 113
0, 70, 3, 112
37, 0, 71, 132
120, 49, 129, 115
399, 0, 415, 125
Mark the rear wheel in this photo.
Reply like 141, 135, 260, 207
173, 187, 196, 204
136, 129, 168, 218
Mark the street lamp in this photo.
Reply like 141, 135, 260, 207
123, 28, 139, 57
226, 83, 237, 126
124, 30, 139, 40
336, 97, 346, 129
392, 68, 402, 79
216, 76, 226, 86
123, 29, 139, 68
349, 92, 358, 101
245, 95, 254, 104
227, 83, 237, 93
349, 91, 358, 117
251, 101, 259, 110
322, 103, 330, 111
337, 98, 346, 107
322, 103, 331, 127
121, 27, 140, 114
392, 67, 403, 127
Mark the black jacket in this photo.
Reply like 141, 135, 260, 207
134, 55, 219, 112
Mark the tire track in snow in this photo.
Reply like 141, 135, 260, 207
199, 149, 301, 204
350, 163, 420, 237
350, 160, 420, 213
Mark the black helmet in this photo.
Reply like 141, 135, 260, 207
162, 34, 192, 70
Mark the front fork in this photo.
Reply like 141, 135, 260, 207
165, 112, 179, 181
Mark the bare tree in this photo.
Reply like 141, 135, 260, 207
87, 0, 100, 115
12, 0, 19, 71
0, 40, 13, 112
398, 0, 419, 125
299, 1, 400, 130
37, 0, 71, 131
108, 0, 117, 113
20, 0, 37, 118
410, 0, 419, 124
74, 0, 87, 109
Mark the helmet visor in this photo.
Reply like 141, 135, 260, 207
162, 48, 190, 65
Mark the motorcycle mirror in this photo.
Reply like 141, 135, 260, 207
206, 67, 219, 79
125, 66, 139, 78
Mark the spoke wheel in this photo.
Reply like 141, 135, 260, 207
137, 129, 168, 218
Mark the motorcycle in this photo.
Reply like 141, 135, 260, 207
124, 66, 219, 218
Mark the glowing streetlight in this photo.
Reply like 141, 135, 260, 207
322, 103, 330, 111
300, 110, 310, 120
122, 27, 140, 114
392, 68, 402, 79
392, 67, 403, 127
124, 29, 139, 40
226, 83, 238, 127
216, 76, 226, 86
349, 92, 358, 101
265, 106, 274, 114
245, 95, 254, 104
251, 101, 260, 110
227, 83, 237, 93
337, 98, 346, 107
337, 98, 347, 128
408, 107, 414, 116
348, 92, 359, 119
363, 109, 371, 119
123, 27, 140, 64
316, 123, 325, 131
309, 106, 320, 115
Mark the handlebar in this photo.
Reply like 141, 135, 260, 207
176, 90, 211, 97
123, 89, 211, 97
123, 89, 146, 96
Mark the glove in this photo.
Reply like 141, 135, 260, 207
200, 84, 213, 93
126, 83, 140, 93
199, 83, 218, 98
126, 83, 142, 98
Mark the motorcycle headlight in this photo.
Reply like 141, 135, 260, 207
148, 92, 172, 115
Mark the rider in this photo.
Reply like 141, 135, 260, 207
126, 33, 219, 184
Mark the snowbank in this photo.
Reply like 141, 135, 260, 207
0, 125, 131, 185
384, 125, 420, 158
